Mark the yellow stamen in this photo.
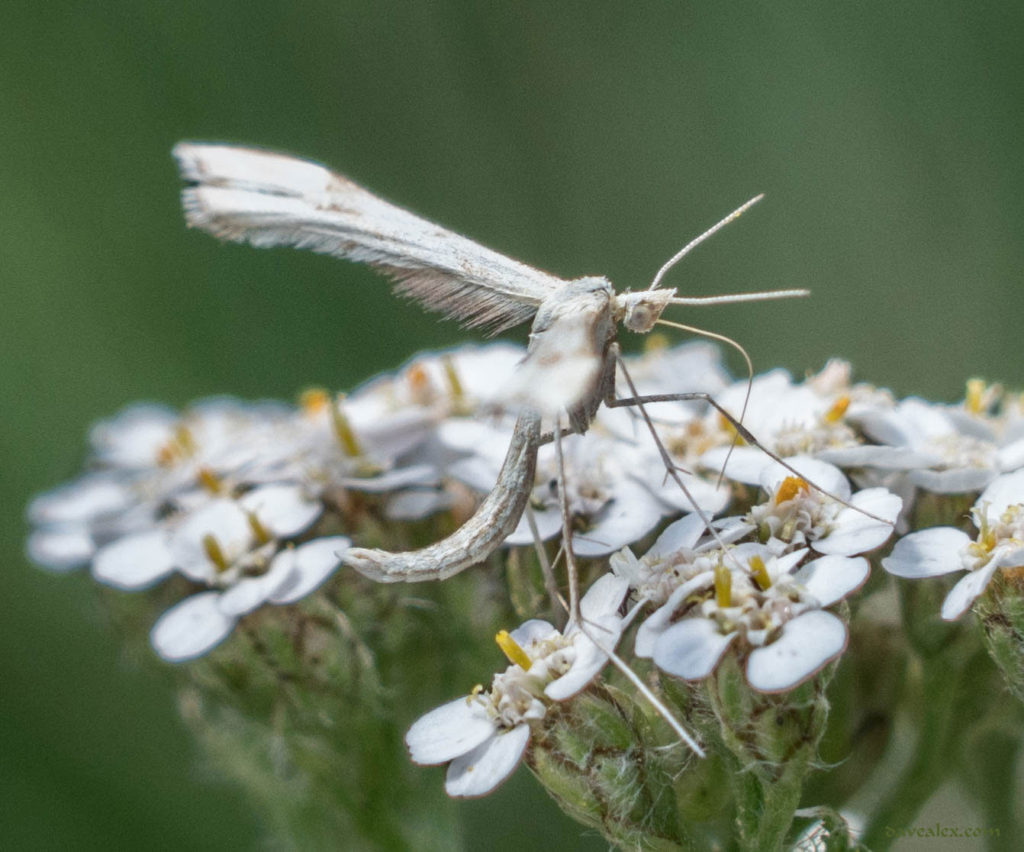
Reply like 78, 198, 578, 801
441, 354, 465, 402
198, 467, 223, 495
714, 562, 732, 608
644, 332, 669, 353
299, 387, 330, 414
406, 364, 432, 405
749, 555, 772, 590
246, 512, 271, 545
775, 475, 809, 505
824, 395, 850, 423
495, 629, 532, 670
175, 424, 197, 456
329, 394, 364, 457
202, 534, 229, 573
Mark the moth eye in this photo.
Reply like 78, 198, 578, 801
626, 304, 653, 332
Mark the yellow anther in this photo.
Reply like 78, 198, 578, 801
202, 534, 229, 573
495, 629, 532, 671
156, 443, 179, 467
714, 562, 732, 608
441, 354, 465, 401
966, 379, 983, 414
198, 467, 223, 495
329, 394, 364, 457
644, 332, 669, 353
246, 511, 271, 545
824, 395, 850, 423
469, 684, 485, 698
406, 363, 433, 406
299, 387, 330, 414
775, 475, 809, 505
749, 555, 772, 590
175, 424, 197, 456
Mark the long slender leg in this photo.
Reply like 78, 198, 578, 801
553, 420, 581, 623
343, 410, 541, 582
609, 381, 891, 524
529, 432, 705, 756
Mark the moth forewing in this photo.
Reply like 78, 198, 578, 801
174, 142, 563, 334
498, 277, 617, 419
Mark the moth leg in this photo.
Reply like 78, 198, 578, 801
342, 411, 541, 583
609, 367, 890, 524
552, 420, 581, 622
524, 506, 568, 616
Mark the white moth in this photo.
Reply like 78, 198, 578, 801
174, 143, 803, 582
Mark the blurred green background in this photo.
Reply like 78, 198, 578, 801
3, 2, 1022, 849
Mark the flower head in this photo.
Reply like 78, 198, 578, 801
883, 468, 1024, 620
405, 574, 629, 796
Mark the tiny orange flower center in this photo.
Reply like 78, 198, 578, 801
775, 476, 810, 505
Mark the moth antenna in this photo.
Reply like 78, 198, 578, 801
656, 318, 754, 488
669, 288, 810, 306
648, 194, 764, 291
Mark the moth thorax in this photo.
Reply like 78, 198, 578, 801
619, 289, 674, 333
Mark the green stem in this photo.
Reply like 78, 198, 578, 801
859, 656, 961, 849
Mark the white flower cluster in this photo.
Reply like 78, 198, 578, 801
613, 457, 902, 692
26, 345, 528, 660
26, 339, 1024, 799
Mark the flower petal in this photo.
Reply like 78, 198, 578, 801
745, 611, 847, 692
150, 592, 237, 662
26, 528, 95, 571
634, 571, 715, 657
941, 561, 1000, 621
978, 469, 1024, 517
909, 467, 996, 494
881, 527, 970, 578
653, 618, 737, 680
572, 481, 665, 557
699, 446, 775, 485
579, 573, 630, 622
26, 474, 131, 525
268, 537, 350, 604
444, 723, 530, 798
240, 484, 321, 538
92, 530, 176, 590
647, 513, 707, 560
405, 697, 497, 765
760, 457, 851, 502
813, 488, 901, 556
792, 555, 870, 607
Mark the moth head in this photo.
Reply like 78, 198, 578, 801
618, 289, 674, 333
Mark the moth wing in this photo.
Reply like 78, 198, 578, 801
175, 143, 565, 334
500, 303, 606, 417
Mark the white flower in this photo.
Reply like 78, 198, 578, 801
26, 473, 141, 571
743, 457, 901, 557
91, 483, 322, 590
882, 468, 1024, 620
827, 397, 1004, 494
630, 530, 870, 692
443, 423, 671, 557
150, 536, 350, 661
405, 574, 629, 797
697, 364, 889, 483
